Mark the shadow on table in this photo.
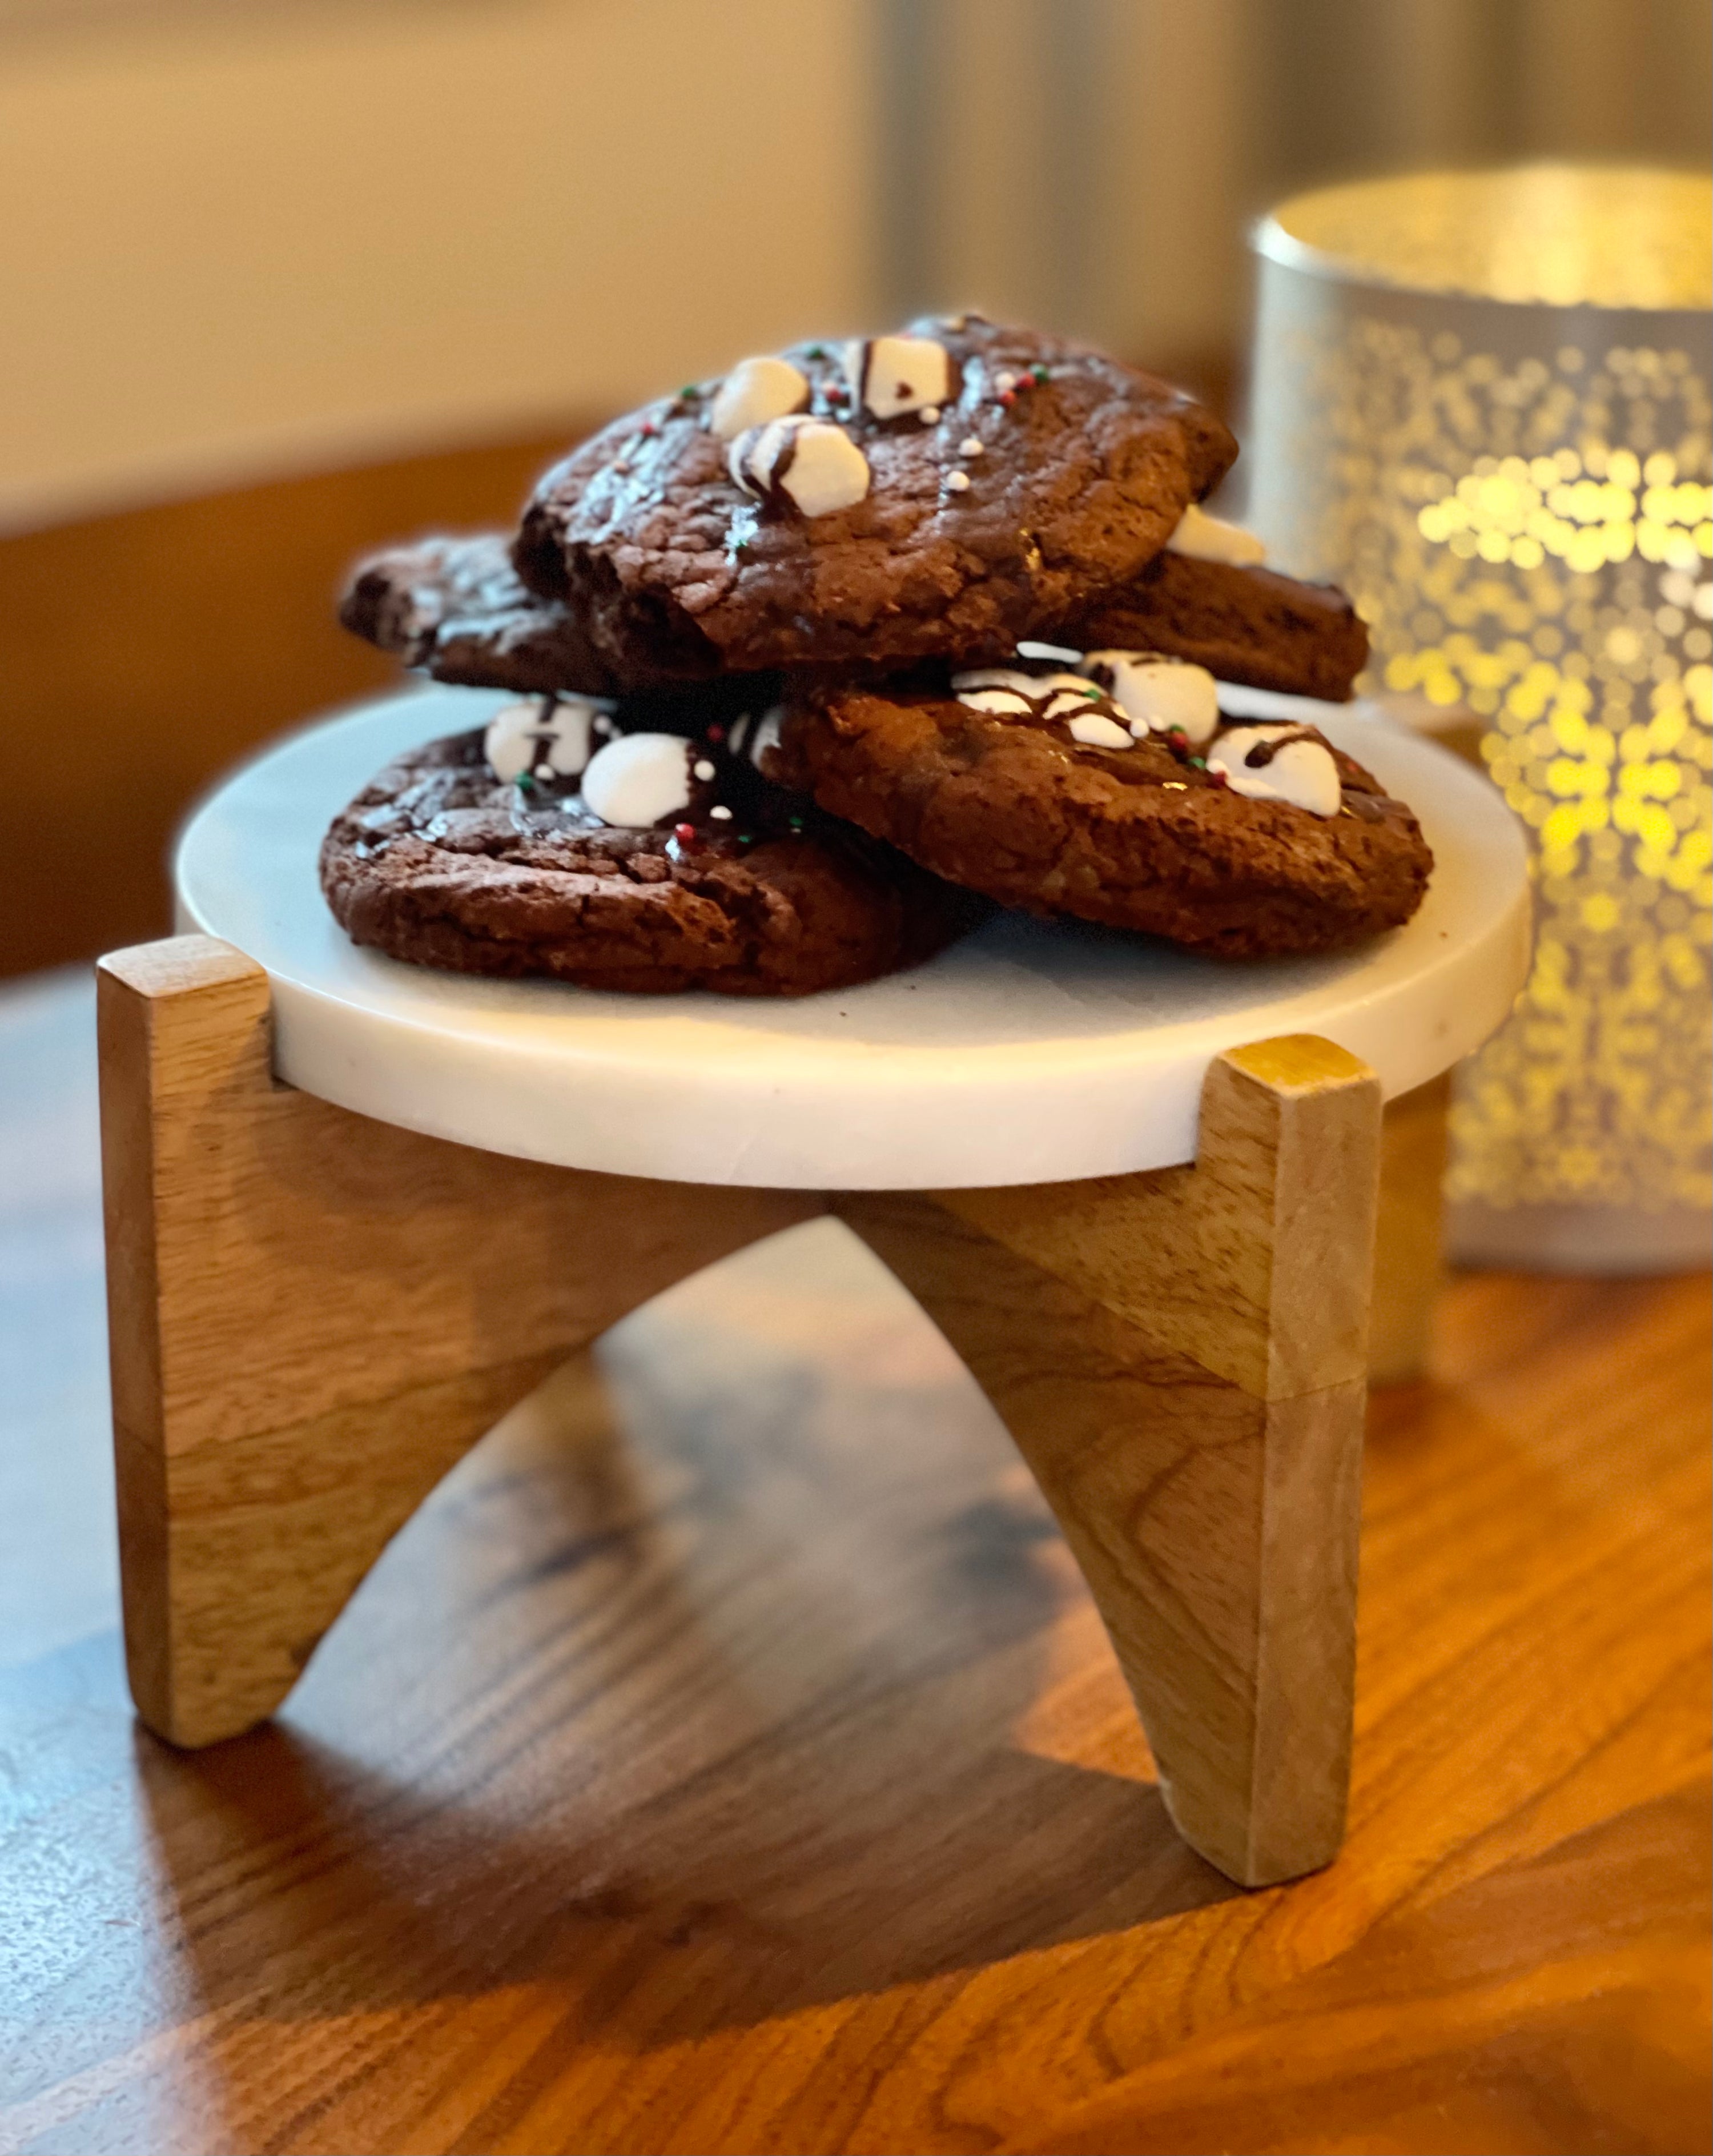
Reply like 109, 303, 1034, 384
124, 1222, 1240, 2046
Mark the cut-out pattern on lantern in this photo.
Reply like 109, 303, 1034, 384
1246, 168, 1711, 1266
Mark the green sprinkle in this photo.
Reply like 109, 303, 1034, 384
787, 814, 804, 830
805, 344, 826, 360
1188, 756, 1207, 769
1031, 363, 1049, 382
678, 382, 698, 398
515, 770, 535, 790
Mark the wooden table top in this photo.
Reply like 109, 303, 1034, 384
1, 968, 1707, 2156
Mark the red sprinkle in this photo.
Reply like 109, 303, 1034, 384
706, 724, 726, 742
673, 821, 696, 841
640, 419, 659, 436
998, 390, 1016, 408
1208, 768, 1228, 787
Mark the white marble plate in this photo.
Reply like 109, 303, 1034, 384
175, 685, 1530, 1189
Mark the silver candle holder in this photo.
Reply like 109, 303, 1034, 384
1244, 166, 1711, 1271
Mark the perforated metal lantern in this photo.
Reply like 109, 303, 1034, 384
1244, 166, 1712, 1271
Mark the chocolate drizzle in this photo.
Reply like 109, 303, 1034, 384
729, 419, 805, 506
751, 427, 801, 505
498, 679, 814, 853
946, 662, 1380, 811
1236, 724, 1320, 769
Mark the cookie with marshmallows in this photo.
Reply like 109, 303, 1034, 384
340, 533, 643, 696
770, 655, 1432, 958
1053, 545, 1372, 703
319, 694, 982, 996
512, 316, 1236, 680
340, 519, 1368, 714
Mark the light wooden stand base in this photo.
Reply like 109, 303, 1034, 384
99, 934, 1398, 1889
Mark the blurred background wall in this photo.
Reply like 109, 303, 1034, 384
0, 0, 872, 531
2, 0, 1709, 973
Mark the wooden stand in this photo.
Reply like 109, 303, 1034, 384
99, 933, 1394, 1889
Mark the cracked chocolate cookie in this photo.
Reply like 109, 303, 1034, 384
512, 316, 1236, 680
340, 533, 613, 693
343, 523, 1370, 709
320, 696, 983, 996
1052, 548, 1370, 702
341, 533, 687, 697
771, 657, 1433, 959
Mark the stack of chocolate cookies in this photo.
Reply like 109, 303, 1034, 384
327, 316, 1432, 995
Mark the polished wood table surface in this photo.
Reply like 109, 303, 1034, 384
1, 969, 1707, 2156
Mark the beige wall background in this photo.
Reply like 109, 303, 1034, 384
0, 0, 871, 529
1, 0, 1708, 531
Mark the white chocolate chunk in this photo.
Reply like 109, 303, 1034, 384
1067, 712, 1133, 748
958, 686, 1038, 715
727, 413, 807, 494
952, 668, 1107, 722
579, 732, 692, 828
484, 696, 606, 784
1207, 725, 1342, 817
729, 416, 868, 517
1167, 501, 1268, 566
845, 333, 952, 420
746, 706, 784, 767
1039, 685, 1104, 720
952, 667, 1089, 703
775, 421, 870, 516
1081, 651, 1220, 745
709, 355, 809, 441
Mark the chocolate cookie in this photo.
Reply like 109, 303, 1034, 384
343, 523, 1367, 714
1052, 549, 1370, 702
771, 658, 1432, 959
512, 316, 1236, 680
339, 533, 715, 697
340, 534, 622, 693
321, 698, 982, 996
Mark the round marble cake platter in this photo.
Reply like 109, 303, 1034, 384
174, 684, 1531, 1190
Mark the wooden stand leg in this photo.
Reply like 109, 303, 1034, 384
835, 1037, 1382, 1886
99, 935, 1384, 1886
98, 936, 819, 1747
1369, 1073, 1451, 1386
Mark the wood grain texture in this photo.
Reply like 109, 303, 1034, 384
0, 426, 589, 979
1370, 1073, 1451, 1387
1, 959, 1708, 2155
98, 935, 818, 1744
835, 1038, 1379, 1886
928, 1035, 1381, 1402
98, 937, 1380, 1877
1003, 1782, 1712, 2155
